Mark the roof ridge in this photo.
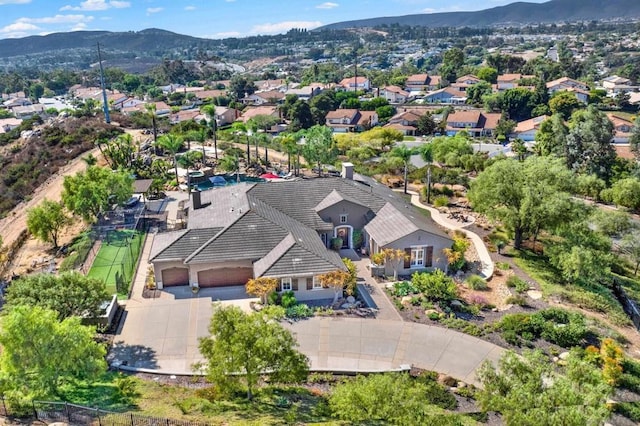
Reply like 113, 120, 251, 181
184, 209, 252, 263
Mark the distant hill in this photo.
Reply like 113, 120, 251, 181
319, 0, 640, 30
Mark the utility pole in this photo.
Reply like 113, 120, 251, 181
426, 166, 432, 204
97, 42, 111, 124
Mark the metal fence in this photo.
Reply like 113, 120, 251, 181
11, 399, 211, 426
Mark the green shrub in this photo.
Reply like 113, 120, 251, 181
496, 261, 510, 270
506, 275, 525, 288
280, 291, 297, 309
505, 295, 528, 306
423, 381, 458, 410
498, 308, 587, 348
615, 402, 640, 422
428, 312, 440, 321
465, 274, 488, 290
285, 304, 314, 319
433, 195, 449, 207
393, 280, 419, 297
439, 317, 484, 337
412, 270, 458, 301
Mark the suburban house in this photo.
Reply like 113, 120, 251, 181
423, 87, 467, 104
601, 75, 638, 95
169, 109, 203, 125
496, 73, 535, 91
325, 109, 378, 132
193, 89, 228, 102
149, 169, 453, 300
284, 86, 323, 101
446, 110, 501, 137
339, 77, 371, 92
255, 79, 287, 92
451, 75, 482, 92
242, 90, 286, 105
381, 86, 410, 104
0, 117, 22, 133
208, 106, 240, 127
546, 77, 590, 103
384, 110, 423, 136
512, 115, 548, 142
12, 104, 46, 119
405, 74, 441, 92
607, 113, 634, 143
240, 105, 280, 123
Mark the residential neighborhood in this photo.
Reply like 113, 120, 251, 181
0, 2, 639, 424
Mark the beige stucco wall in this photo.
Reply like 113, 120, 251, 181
277, 276, 336, 301
317, 200, 371, 231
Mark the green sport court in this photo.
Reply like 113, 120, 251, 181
88, 229, 144, 295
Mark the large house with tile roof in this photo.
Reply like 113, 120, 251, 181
446, 110, 501, 137
325, 109, 378, 133
149, 172, 453, 300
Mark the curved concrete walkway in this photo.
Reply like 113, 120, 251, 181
401, 190, 494, 279
285, 317, 504, 386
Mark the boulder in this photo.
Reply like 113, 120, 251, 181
346, 295, 356, 304
527, 290, 543, 300
439, 375, 458, 387
558, 351, 570, 361
425, 309, 438, 316
450, 300, 464, 309
401, 296, 413, 305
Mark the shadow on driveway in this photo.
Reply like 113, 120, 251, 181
108, 341, 159, 369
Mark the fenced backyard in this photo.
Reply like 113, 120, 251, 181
0, 398, 209, 426
87, 229, 145, 295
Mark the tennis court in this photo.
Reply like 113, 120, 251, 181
88, 229, 144, 294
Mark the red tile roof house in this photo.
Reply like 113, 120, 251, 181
446, 110, 501, 137
381, 85, 410, 103
512, 115, 548, 142
339, 77, 371, 91
496, 73, 535, 91
325, 109, 378, 133
405, 74, 441, 92
607, 113, 634, 143
546, 77, 590, 103
149, 171, 453, 300
384, 110, 423, 136
242, 90, 286, 106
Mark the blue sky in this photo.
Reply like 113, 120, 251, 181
0, 0, 547, 39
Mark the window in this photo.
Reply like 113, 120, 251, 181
281, 277, 292, 291
312, 276, 323, 290
410, 246, 425, 268
340, 214, 348, 224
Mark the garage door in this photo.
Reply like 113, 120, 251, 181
162, 267, 189, 287
198, 268, 253, 287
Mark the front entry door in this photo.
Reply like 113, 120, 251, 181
336, 226, 350, 249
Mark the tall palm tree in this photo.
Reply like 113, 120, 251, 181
156, 134, 184, 186
202, 104, 218, 160
188, 128, 209, 168
177, 151, 202, 191
390, 144, 412, 194
145, 103, 158, 145
420, 143, 433, 203
278, 133, 297, 173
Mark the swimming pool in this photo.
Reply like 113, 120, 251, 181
193, 175, 265, 191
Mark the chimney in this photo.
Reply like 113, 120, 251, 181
341, 162, 354, 180
192, 189, 203, 210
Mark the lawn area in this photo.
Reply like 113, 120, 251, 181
88, 229, 144, 295
513, 249, 631, 326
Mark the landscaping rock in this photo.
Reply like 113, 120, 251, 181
527, 290, 543, 300
439, 375, 458, 387
341, 303, 354, 309
425, 309, 438, 316
346, 295, 356, 304
558, 351, 570, 361
450, 300, 464, 309
401, 296, 413, 305
457, 381, 467, 388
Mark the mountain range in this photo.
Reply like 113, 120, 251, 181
320, 0, 640, 30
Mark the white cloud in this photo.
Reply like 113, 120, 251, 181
316, 2, 338, 9
146, 7, 163, 15
422, 6, 462, 13
184, 5, 196, 11
71, 22, 88, 31
0, 21, 38, 33
208, 31, 241, 39
250, 20, 322, 35
60, 0, 130, 11
0, 0, 31, 4
19, 14, 94, 24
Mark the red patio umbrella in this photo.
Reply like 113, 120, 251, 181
260, 172, 280, 179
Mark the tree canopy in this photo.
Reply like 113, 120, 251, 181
0, 305, 107, 402
477, 350, 612, 426
5, 271, 110, 320
468, 156, 576, 249
62, 166, 133, 223
198, 305, 309, 400
301, 125, 337, 176
26, 199, 70, 249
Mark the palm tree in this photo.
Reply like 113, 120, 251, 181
145, 103, 158, 144
278, 133, 297, 173
157, 134, 184, 186
220, 154, 240, 181
390, 145, 412, 194
177, 151, 202, 191
188, 128, 209, 168
420, 143, 433, 203
202, 104, 218, 160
